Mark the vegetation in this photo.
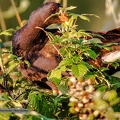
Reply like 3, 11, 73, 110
0, 2, 120, 120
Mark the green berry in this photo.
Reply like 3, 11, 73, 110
68, 101, 76, 107
69, 107, 76, 114
103, 90, 117, 102
94, 99, 109, 110
88, 114, 94, 120
110, 97, 120, 106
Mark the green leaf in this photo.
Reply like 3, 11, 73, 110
64, 6, 77, 11
26, 114, 56, 120
48, 65, 66, 86
8, 54, 18, 60
0, 29, 15, 36
7, 60, 19, 73
79, 15, 90, 22
0, 113, 12, 120
86, 49, 97, 60
72, 64, 88, 78
100, 67, 109, 72
111, 62, 120, 69
92, 33, 105, 39
49, 69, 62, 86
48, 32, 56, 41
78, 30, 92, 38
28, 92, 55, 117
109, 76, 120, 89
0, 93, 9, 100
29, 92, 40, 111
58, 58, 73, 67
24, 60, 31, 67
58, 78, 68, 94
27, 115, 41, 120
81, 14, 100, 18
83, 38, 103, 44
41, 116, 56, 120
68, 16, 75, 27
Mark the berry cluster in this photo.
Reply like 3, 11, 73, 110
68, 76, 120, 120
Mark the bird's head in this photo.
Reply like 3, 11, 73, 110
43, 2, 69, 26
29, 2, 68, 27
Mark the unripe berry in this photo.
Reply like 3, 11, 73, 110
103, 90, 117, 102
69, 107, 76, 114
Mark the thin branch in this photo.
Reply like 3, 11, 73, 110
35, 26, 63, 58
3, 74, 12, 98
0, 7, 8, 41
10, 0, 22, 27
63, 0, 68, 8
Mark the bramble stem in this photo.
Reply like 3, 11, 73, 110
10, 0, 22, 27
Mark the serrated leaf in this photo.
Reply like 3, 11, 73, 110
29, 92, 40, 110
28, 92, 54, 117
58, 79, 68, 94
86, 49, 97, 60
58, 58, 73, 66
49, 69, 62, 85
72, 64, 88, 78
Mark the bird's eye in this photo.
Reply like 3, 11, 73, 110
51, 7, 56, 12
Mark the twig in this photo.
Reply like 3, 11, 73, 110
10, 0, 22, 27
0, 52, 12, 98
15, 91, 26, 100
35, 26, 63, 58
0, 7, 8, 41
63, 0, 68, 8
3, 74, 12, 98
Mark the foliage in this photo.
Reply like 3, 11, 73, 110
0, 8, 120, 120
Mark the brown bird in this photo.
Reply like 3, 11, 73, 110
12, 2, 120, 93
12, 2, 66, 93
87, 28, 120, 74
